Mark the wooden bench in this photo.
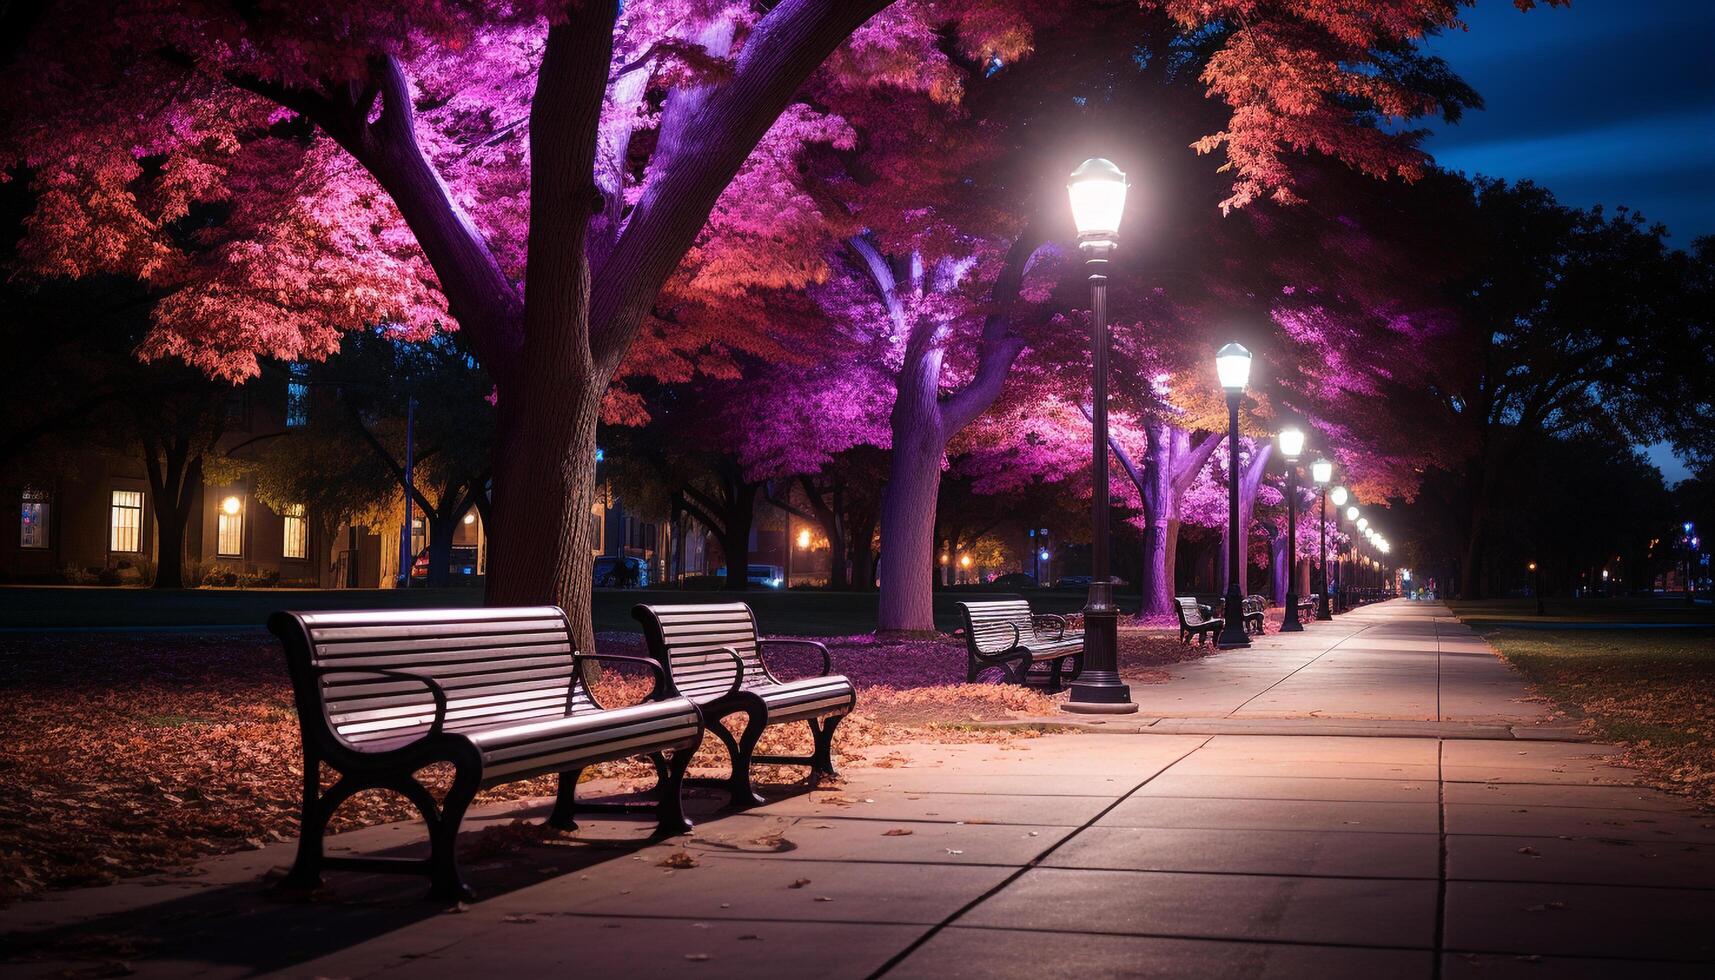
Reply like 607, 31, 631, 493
1175, 597, 1223, 646
955, 599, 1085, 690
633, 602, 856, 808
1243, 595, 1267, 635
270, 606, 712, 901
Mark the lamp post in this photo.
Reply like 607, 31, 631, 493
1215, 342, 1254, 649
1530, 561, 1544, 615
1313, 461, 1333, 619
1279, 428, 1306, 631
1686, 522, 1697, 606
1343, 502, 1359, 610
1063, 158, 1136, 714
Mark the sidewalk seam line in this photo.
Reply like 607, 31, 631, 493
865, 735, 1214, 978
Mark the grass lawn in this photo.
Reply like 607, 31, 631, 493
1450, 599, 1715, 807
0, 585, 1109, 634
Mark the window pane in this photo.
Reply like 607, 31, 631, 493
282, 503, 307, 560
20, 488, 49, 549
110, 490, 142, 553
217, 500, 244, 557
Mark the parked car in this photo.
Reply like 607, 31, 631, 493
717, 564, 786, 588
1055, 575, 1127, 589
593, 554, 652, 589
990, 572, 1038, 589
402, 545, 481, 585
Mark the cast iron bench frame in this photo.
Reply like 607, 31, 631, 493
1242, 595, 1267, 635
271, 605, 718, 901
956, 598, 1085, 690
633, 602, 856, 808
1175, 596, 1223, 646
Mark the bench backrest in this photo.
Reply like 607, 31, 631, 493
958, 599, 1034, 654
1175, 596, 1210, 625
271, 606, 588, 751
633, 602, 764, 702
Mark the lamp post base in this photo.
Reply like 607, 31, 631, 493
1217, 586, 1251, 648
1281, 590, 1304, 631
1062, 593, 1136, 714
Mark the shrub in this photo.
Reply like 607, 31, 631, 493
202, 564, 239, 588
238, 569, 280, 589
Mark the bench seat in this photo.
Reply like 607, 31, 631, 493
634, 602, 856, 808
1175, 597, 1222, 646
272, 606, 707, 901
957, 599, 1085, 690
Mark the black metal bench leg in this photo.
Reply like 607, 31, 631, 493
427, 764, 479, 903
1047, 657, 1064, 693
281, 757, 329, 891
548, 768, 584, 831
728, 705, 769, 808
652, 749, 695, 838
810, 714, 842, 779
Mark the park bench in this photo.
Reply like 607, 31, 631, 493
633, 602, 856, 808
1175, 596, 1223, 646
270, 605, 714, 901
1298, 594, 1318, 620
1243, 595, 1267, 635
955, 598, 1085, 690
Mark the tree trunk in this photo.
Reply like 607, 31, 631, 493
153, 509, 188, 589
878, 403, 946, 632
425, 513, 458, 588
800, 476, 848, 590
485, 371, 603, 655
1268, 523, 1288, 603
849, 507, 877, 592
720, 507, 755, 592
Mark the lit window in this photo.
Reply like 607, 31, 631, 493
20, 487, 50, 549
217, 495, 245, 557
286, 363, 310, 427
110, 490, 143, 553
282, 503, 307, 560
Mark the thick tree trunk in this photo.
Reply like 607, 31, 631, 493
849, 507, 877, 592
800, 476, 848, 590
878, 421, 945, 630
1268, 524, 1288, 603
152, 509, 188, 589
425, 513, 458, 588
485, 372, 603, 655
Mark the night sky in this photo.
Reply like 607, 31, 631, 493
1422, 0, 1714, 485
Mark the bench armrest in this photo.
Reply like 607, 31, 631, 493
1032, 613, 1069, 639
573, 652, 673, 705
758, 637, 834, 678
313, 667, 449, 739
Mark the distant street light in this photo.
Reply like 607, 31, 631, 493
1063, 157, 1136, 714
1215, 342, 1254, 649
1313, 459, 1334, 621
1278, 427, 1306, 632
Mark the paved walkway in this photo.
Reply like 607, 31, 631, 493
5, 601, 1712, 977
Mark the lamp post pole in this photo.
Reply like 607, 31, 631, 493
1279, 429, 1305, 632
1313, 461, 1334, 621
1215, 344, 1253, 650
1063, 158, 1135, 714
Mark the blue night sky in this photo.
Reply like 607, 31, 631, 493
1421, 0, 1714, 485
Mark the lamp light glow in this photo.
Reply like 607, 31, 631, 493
960, 554, 972, 568
796, 528, 811, 549
1277, 427, 1305, 460
221, 495, 242, 516
1330, 485, 1349, 507
462, 512, 476, 525
1067, 158, 1128, 240
1357, 517, 1369, 531
1312, 458, 1333, 484
1345, 505, 1360, 521
1215, 342, 1253, 393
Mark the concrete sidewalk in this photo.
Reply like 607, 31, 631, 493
4, 600, 1711, 978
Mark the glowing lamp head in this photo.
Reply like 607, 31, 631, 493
1528, 561, 1537, 572
1312, 458, 1333, 485
1602, 568, 1610, 579
221, 495, 242, 516
1345, 505, 1360, 522
1357, 517, 1369, 531
1067, 158, 1127, 241
960, 554, 972, 568
1215, 342, 1253, 393
796, 529, 811, 549
1277, 426, 1305, 460
1330, 485, 1349, 507
462, 512, 476, 525
1039, 549, 1050, 561
940, 553, 949, 565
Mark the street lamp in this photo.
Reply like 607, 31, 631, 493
1342, 503, 1359, 609
1215, 342, 1254, 649
1279, 427, 1306, 632
1312, 459, 1334, 620
1063, 159, 1135, 713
